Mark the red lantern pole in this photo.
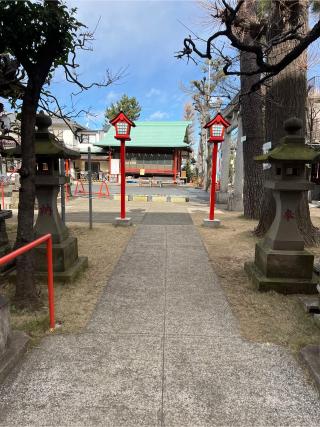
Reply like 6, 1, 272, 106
203, 113, 230, 228
209, 142, 218, 221
120, 139, 126, 219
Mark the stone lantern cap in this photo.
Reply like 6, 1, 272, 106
255, 117, 320, 164
2, 111, 80, 160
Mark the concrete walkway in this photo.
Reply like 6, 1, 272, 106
1, 212, 320, 425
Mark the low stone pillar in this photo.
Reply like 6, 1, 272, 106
245, 118, 319, 294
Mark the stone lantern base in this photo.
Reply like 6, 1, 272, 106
8, 241, 88, 283
244, 241, 318, 294
34, 236, 88, 282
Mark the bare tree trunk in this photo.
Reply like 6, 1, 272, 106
240, 59, 264, 218
206, 144, 212, 192
254, 0, 319, 245
239, 0, 264, 220
14, 78, 41, 309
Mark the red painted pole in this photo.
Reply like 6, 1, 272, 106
46, 236, 55, 331
120, 139, 126, 219
209, 143, 218, 221
0, 233, 55, 331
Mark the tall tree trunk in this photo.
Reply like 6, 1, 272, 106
14, 78, 41, 309
240, 54, 264, 219
239, 0, 264, 219
254, 0, 319, 245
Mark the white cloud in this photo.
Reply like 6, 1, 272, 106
66, 0, 201, 77
106, 91, 119, 102
145, 88, 162, 98
149, 111, 170, 120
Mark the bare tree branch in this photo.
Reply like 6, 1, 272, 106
177, 0, 320, 90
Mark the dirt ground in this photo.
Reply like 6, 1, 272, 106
2, 223, 134, 342
192, 208, 320, 355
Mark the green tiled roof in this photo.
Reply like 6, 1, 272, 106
94, 121, 191, 149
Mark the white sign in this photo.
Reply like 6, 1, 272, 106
240, 135, 247, 142
110, 158, 120, 175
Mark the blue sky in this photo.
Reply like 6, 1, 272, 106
3, 0, 320, 131
49, 0, 207, 129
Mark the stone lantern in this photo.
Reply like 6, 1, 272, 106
4, 112, 88, 280
245, 118, 319, 294
33, 112, 88, 280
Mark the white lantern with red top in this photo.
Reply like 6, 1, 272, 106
203, 112, 230, 226
110, 111, 136, 225
205, 113, 230, 143
110, 111, 135, 141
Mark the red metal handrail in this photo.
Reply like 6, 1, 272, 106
0, 234, 55, 331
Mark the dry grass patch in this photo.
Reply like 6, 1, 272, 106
2, 223, 134, 342
192, 210, 320, 354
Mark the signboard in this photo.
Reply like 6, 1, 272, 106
262, 141, 272, 170
110, 158, 120, 175
140, 169, 145, 176
181, 170, 187, 179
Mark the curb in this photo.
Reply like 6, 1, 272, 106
110, 194, 189, 203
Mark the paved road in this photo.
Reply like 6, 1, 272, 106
1, 211, 320, 426
79, 183, 210, 204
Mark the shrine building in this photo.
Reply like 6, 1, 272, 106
93, 121, 192, 180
